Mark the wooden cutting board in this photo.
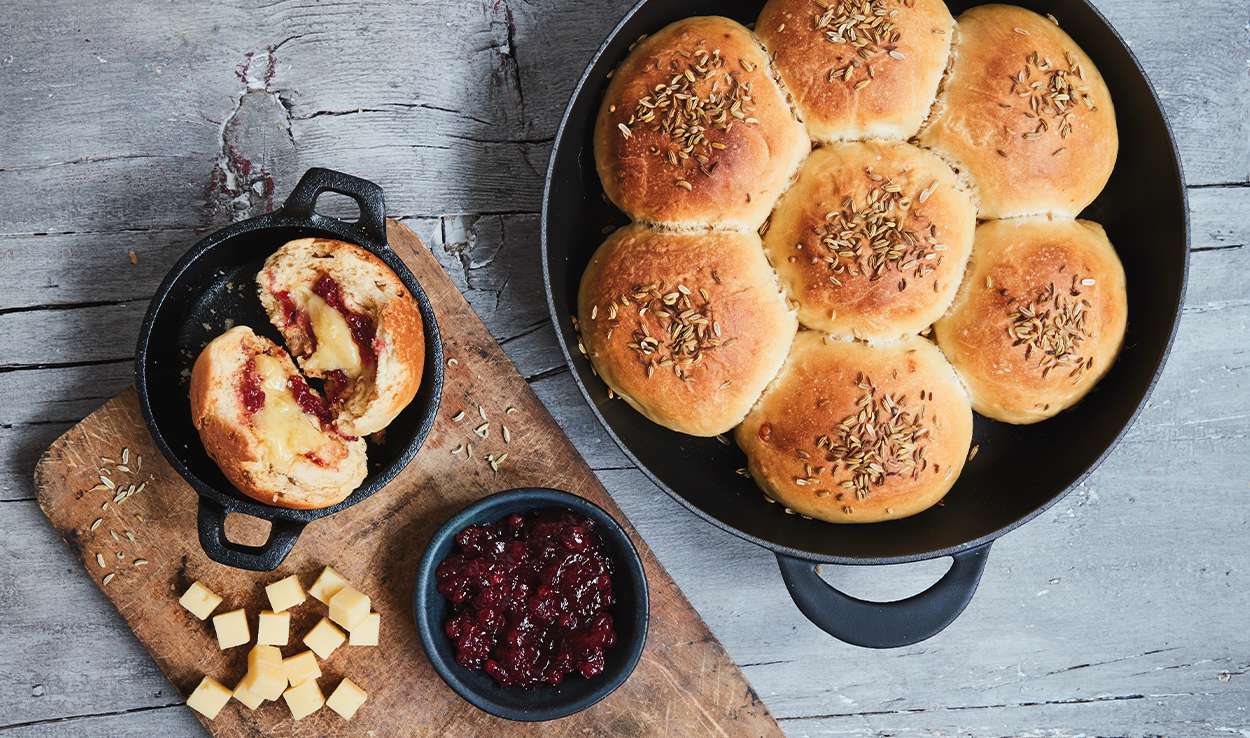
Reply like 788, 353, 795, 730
33, 220, 783, 737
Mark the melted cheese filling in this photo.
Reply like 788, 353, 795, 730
251, 354, 332, 474
294, 287, 363, 377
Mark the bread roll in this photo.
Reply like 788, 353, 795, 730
763, 141, 975, 340
190, 326, 368, 509
916, 5, 1117, 219
258, 238, 425, 438
735, 332, 973, 523
757, 0, 954, 144
932, 217, 1127, 424
594, 16, 810, 231
577, 224, 798, 436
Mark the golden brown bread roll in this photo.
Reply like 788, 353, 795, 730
916, 5, 1117, 219
257, 238, 425, 438
594, 16, 810, 231
577, 224, 798, 436
735, 331, 973, 523
756, 0, 954, 144
190, 326, 368, 509
932, 217, 1127, 424
763, 141, 976, 340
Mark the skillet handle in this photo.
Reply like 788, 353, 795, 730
280, 167, 388, 246
775, 541, 992, 648
197, 498, 306, 572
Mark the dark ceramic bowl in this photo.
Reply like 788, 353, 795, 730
413, 488, 649, 721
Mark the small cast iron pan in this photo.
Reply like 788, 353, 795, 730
137, 168, 444, 571
542, 0, 1188, 646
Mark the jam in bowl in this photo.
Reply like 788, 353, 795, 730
414, 488, 649, 721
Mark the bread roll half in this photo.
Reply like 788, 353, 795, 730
190, 326, 368, 509
257, 238, 425, 438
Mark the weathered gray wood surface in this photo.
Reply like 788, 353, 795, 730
1, 0, 1246, 736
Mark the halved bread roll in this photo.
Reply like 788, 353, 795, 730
190, 326, 368, 509
257, 238, 425, 438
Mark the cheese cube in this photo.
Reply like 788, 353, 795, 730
257, 610, 290, 646
179, 581, 222, 620
308, 566, 349, 604
328, 586, 370, 631
326, 678, 367, 720
187, 676, 232, 719
212, 608, 249, 649
231, 679, 265, 710
348, 612, 380, 647
283, 650, 321, 687
265, 574, 306, 612
283, 678, 325, 720
303, 617, 346, 660
242, 644, 287, 701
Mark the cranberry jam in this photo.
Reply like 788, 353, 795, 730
435, 508, 618, 688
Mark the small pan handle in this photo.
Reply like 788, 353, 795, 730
776, 541, 992, 648
280, 167, 388, 246
197, 498, 306, 572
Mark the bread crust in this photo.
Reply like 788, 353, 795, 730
257, 238, 425, 438
735, 332, 972, 523
757, 0, 954, 143
189, 326, 368, 509
578, 224, 798, 436
916, 4, 1117, 219
932, 216, 1127, 424
763, 141, 976, 340
594, 16, 810, 231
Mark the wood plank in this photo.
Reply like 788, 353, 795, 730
30, 221, 781, 737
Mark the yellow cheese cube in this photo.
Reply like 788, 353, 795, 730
348, 612, 380, 647
308, 566, 349, 604
231, 679, 265, 710
328, 586, 370, 631
326, 678, 367, 720
283, 650, 322, 687
242, 644, 287, 701
257, 610, 290, 646
178, 581, 222, 620
187, 676, 232, 719
303, 617, 346, 660
212, 608, 249, 650
283, 678, 325, 720
265, 574, 306, 612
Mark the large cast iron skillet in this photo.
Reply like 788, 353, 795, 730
137, 168, 443, 571
542, 0, 1188, 646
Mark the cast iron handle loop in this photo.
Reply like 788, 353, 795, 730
280, 167, 388, 246
197, 498, 306, 572
776, 541, 993, 648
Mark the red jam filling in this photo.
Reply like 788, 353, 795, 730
312, 274, 378, 366
275, 291, 313, 344
287, 373, 336, 429
435, 508, 618, 688
240, 358, 266, 415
